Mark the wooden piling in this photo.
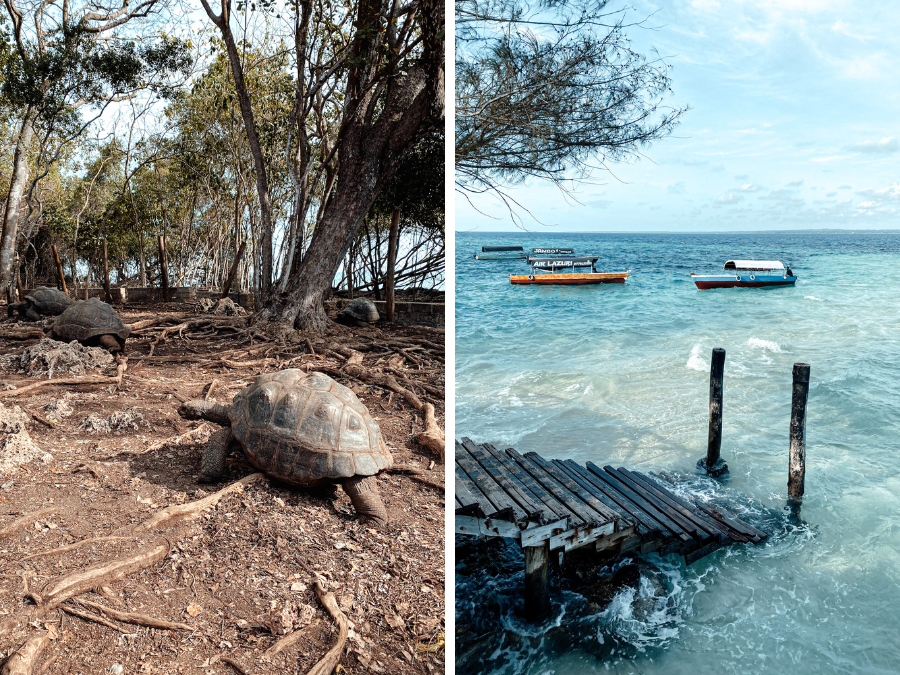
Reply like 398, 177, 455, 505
221, 240, 246, 299
52, 245, 67, 294
698, 347, 728, 476
788, 363, 811, 502
102, 239, 112, 303
158, 235, 170, 302
523, 542, 550, 621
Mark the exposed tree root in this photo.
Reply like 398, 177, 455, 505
203, 379, 219, 400
23, 536, 132, 561
60, 605, 123, 632
0, 509, 60, 540
114, 354, 127, 389
0, 378, 119, 400
39, 539, 170, 609
74, 598, 194, 631
131, 473, 264, 533
1, 631, 50, 675
220, 655, 252, 675
140, 424, 209, 455
263, 620, 321, 659
416, 403, 445, 460
305, 579, 349, 675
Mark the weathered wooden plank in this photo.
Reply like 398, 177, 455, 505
457, 452, 526, 521
454, 464, 488, 517
561, 460, 668, 537
550, 521, 615, 552
520, 519, 569, 548
463, 439, 548, 522
487, 446, 576, 524
605, 467, 713, 544
691, 501, 768, 543
482, 443, 564, 524
622, 469, 746, 543
453, 466, 487, 509
481, 518, 522, 538
455, 515, 482, 536
503, 449, 588, 526
525, 453, 620, 524
685, 538, 724, 565
585, 463, 694, 544
553, 459, 637, 526
507, 449, 600, 526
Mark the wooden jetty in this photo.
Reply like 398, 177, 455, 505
455, 437, 768, 620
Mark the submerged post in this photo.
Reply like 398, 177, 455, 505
788, 363, 811, 503
698, 347, 728, 476
523, 542, 550, 621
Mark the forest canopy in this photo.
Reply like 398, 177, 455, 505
0, 0, 445, 332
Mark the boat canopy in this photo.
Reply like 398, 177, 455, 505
724, 260, 785, 271
531, 247, 574, 255
531, 256, 598, 270
481, 245, 524, 252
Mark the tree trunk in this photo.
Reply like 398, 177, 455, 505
385, 208, 400, 322
0, 107, 38, 290
200, 0, 275, 305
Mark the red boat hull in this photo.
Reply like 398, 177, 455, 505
510, 272, 629, 285
693, 279, 796, 289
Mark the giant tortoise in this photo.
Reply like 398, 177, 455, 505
50, 297, 131, 353
7, 287, 73, 321
180, 369, 393, 523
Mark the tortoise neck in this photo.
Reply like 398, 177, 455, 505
180, 400, 232, 426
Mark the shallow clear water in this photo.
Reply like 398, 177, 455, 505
455, 231, 900, 675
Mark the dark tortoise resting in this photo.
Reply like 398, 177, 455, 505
7, 287, 73, 321
180, 369, 393, 523
50, 297, 131, 353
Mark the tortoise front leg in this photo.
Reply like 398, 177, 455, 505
342, 476, 388, 524
200, 427, 233, 482
24, 307, 40, 321
98, 334, 121, 353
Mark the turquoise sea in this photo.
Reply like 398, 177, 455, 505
455, 231, 900, 675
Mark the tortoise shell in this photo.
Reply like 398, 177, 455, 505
52, 297, 131, 343
340, 297, 379, 323
26, 287, 73, 315
229, 369, 392, 485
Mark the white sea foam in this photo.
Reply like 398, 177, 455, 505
746, 337, 782, 352
686, 344, 707, 371
804, 296, 824, 302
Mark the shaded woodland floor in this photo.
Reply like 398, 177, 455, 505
0, 303, 445, 674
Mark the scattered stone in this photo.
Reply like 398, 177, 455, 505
263, 600, 315, 635
198, 297, 245, 316
0, 402, 44, 471
0, 337, 114, 378
44, 398, 74, 419
80, 407, 146, 433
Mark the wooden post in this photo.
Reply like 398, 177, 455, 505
788, 363, 811, 503
158, 234, 170, 302
698, 347, 728, 476
523, 542, 550, 621
221, 240, 246, 299
52, 245, 67, 294
15, 268, 22, 302
102, 239, 112, 303
385, 208, 400, 322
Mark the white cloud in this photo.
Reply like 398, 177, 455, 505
857, 183, 900, 202
668, 181, 688, 195
786, 179, 805, 187
716, 193, 743, 204
846, 137, 899, 154
736, 182, 763, 192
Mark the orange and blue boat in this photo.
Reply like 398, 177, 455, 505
510, 256, 630, 285
691, 260, 797, 289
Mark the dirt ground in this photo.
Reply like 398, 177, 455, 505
0, 302, 445, 675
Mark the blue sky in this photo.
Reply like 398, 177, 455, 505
456, 0, 900, 232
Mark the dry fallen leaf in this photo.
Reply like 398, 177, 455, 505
415, 633, 445, 653
384, 613, 405, 630
185, 603, 202, 617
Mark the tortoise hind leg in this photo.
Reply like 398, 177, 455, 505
200, 428, 233, 482
342, 476, 388, 524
